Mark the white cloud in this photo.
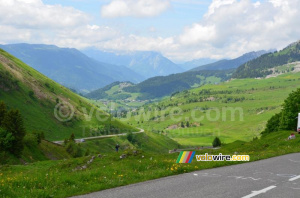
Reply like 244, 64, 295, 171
0, 0, 120, 48
1, 0, 300, 62
0, 0, 89, 29
101, 0, 171, 18
172, 0, 300, 60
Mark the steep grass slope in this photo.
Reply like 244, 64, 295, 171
0, 49, 136, 141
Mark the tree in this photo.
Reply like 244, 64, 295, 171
262, 112, 282, 134
212, 137, 221, 147
181, 122, 185, 128
186, 121, 190, 128
0, 101, 6, 126
280, 88, 300, 130
2, 109, 26, 156
0, 127, 14, 152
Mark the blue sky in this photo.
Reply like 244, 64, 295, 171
0, 0, 300, 62
43, 0, 211, 37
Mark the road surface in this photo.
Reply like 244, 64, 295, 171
53, 128, 144, 145
73, 153, 300, 198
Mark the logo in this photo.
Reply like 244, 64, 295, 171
176, 151, 195, 163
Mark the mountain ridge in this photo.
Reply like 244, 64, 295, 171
82, 49, 184, 79
0, 43, 144, 93
190, 50, 273, 71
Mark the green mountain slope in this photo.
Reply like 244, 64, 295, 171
233, 41, 300, 78
0, 49, 136, 141
87, 70, 233, 100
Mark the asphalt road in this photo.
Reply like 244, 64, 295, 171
53, 128, 144, 145
73, 153, 300, 198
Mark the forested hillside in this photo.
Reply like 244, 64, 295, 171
233, 41, 300, 78
87, 70, 233, 100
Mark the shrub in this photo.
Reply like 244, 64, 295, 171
23, 133, 38, 147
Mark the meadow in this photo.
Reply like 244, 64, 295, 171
122, 72, 300, 146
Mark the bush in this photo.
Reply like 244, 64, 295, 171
28, 91, 35, 100
0, 127, 14, 152
212, 137, 221, 147
66, 142, 83, 158
23, 134, 38, 147
127, 132, 137, 144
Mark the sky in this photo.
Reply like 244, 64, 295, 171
0, 0, 299, 63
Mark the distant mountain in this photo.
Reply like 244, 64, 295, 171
82, 49, 184, 79
87, 70, 233, 100
179, 58, 217, 71
190, 50, 273, 71
233, 41, 300, 78
0, 44, 143, 93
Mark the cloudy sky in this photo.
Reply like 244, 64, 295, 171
0, 0, 299, 62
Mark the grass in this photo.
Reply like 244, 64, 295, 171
122, 72, 300, 146
0, 130, 299, 198
0, 49, 136, 141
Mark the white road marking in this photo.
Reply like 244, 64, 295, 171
289, 159, 300, 163
289, 175, 300, 181
228, 176, 261, 181
242, 186, 277, 198
193, 174, 198, 176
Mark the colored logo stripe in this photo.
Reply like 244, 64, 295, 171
176, 151, 195, 163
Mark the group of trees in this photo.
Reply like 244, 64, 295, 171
262, 88, 300, 134
180, 121, 190, 128
0, 101, 26, 157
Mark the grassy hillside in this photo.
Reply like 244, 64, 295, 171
1, 140, 71, 165
233, 41, 300, 78
1, 130, 299, 198
121, 71, 300, 146
0, 49, 136, 141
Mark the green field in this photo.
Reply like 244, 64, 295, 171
122, 72, 300, 146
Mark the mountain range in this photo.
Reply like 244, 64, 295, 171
179, 58, 217, 71
0, 44, 144, 93
82, 49, 184, 79
190, 50, 274, 71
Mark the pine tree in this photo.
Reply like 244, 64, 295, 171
212, 137, 221, 147
181, 122, 184, 128
186, 121, 190, 128
2, 109, 26, 157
